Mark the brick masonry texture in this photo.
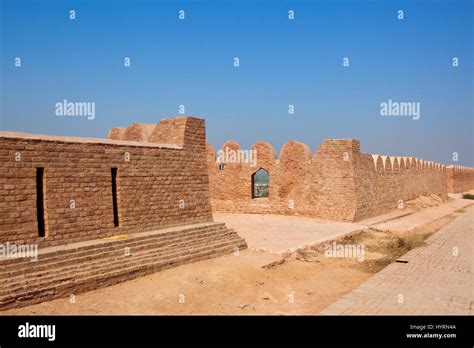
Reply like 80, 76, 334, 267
445, 165, 474, 193
0, 116, 215, 247
0, 222, 246, 310
208, 139, 474, 222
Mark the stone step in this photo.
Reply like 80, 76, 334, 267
0, 222, 226, 268
0, 241, 246, 310
0, 224, 229, 276
0, 225, 230, 279
1, 229, 240, 292
0, 235, 245, 305
59, 237, 245, 287
0, 236, 247, 310
1, 234, 244, 297
0, 231, 244, 294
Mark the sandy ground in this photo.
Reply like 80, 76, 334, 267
1, 249, 371, 315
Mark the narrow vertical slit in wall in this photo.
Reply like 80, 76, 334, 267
36, 167, 46, 237
111, 168, 119, 227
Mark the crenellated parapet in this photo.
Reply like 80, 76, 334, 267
207, 138, 468, 221
445, 165, 474, 193
369, 155, 445, 174
107, 116, 206, 153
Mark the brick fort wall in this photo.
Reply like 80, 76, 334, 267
445, 165, 474, 193
206, 139, 468, 222
0, 116, 213, 247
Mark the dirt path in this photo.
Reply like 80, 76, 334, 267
1, 249, 370, 315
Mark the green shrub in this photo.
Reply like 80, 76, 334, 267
462, 193, 474, 200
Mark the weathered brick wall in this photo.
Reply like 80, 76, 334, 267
207, 139, 359, 221
352, 153, 447, 220
208, 139, 450, 221
445, 165, 474, 193
0, 116, 213, 247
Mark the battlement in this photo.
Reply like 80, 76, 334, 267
208, 139, 447, 174
445, 165, 474, 193
370, 155, 445, 173
446, 165, 474, 173
207, 138, 472, 221
107, 116, 205, 151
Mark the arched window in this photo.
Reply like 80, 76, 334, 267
252, 168, 269, 198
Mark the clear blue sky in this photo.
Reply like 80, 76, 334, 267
1, 0, 473, 165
